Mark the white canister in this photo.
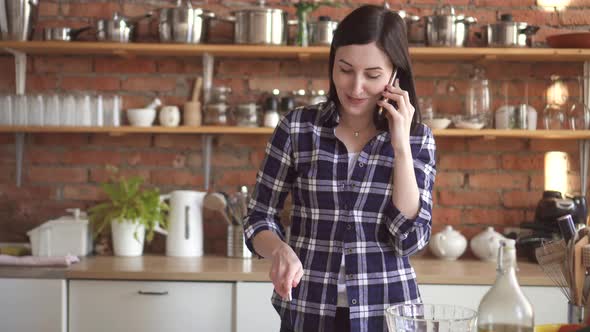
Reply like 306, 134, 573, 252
527, 105, 537, 130
469, 226, 506, 261
110, 219, 145, 257
429, 225, 467, 260
159, 105, 181, 127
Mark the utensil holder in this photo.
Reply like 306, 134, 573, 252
568, 301, 584, 324
227, 225, 251, 259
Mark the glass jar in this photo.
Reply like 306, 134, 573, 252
543, 75, 567, 130
204, 86, 231, 125
464, 67, 491, 127
234, 102, 259, 127
568, 76, 590, 130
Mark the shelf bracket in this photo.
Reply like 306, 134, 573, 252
5, 48, 27, 188
203, 134, 213, 191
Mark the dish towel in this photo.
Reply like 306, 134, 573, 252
0, 254, 80, 267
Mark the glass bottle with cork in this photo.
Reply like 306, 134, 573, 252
477, 239, 534, 332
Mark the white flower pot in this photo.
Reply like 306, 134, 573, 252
110, 219, 145, 257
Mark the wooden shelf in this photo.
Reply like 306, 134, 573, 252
1, 41, 590, 61
0, 126, 587, 139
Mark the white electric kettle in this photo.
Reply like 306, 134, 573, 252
156, 190, 206, 257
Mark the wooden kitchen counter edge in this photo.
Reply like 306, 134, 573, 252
0, 255, 553, 286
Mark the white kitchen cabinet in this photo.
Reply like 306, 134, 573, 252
235, 282, 281, 332
69, 280, 233, 332
420, 284, 567, 325
0, 278, 67, 332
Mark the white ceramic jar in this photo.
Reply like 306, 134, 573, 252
429, 225, 467, 260
470, 226, 506, 262
159, 105, 180, 127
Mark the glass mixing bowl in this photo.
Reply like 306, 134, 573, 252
385, 303, 477, 332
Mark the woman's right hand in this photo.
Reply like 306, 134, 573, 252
269, 242, 303, 300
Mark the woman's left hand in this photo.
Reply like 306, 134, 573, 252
377, 79, 415, 152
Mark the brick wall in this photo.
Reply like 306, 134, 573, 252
0, 0, 587, 255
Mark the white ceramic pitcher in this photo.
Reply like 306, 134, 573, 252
156, 190, 206, 257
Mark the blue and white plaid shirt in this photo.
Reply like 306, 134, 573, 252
244, 101, 436, 332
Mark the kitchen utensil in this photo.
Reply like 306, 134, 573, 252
308, 16, 337, 46
235, 103, 259, 127
27, 208, 92, 257
97, 11, 152, 43
547, 32, 590, 48
0, 0, 38, 41
159, 0, 215, 43
203, 192, 232, 226
423, 118, 451, 129
536, 239, 571, 301
478, 13, 539, 47
404, 13, 424, 45
385, 303, 477, 332
43, 26, 91, 41
572, 232, 588, 306
126, 108, 156, 127
227, 224, 252, 258
155, 190, 206, 257
424, 5, 475, 47
184, 77, 202, 126
226, 0, 290, 45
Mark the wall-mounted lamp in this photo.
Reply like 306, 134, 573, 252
537, 0, 569, 10
544, 151, 569, 196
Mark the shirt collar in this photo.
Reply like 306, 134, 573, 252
318, 100, 339, 128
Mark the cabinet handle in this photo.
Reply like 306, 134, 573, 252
137, 290, 169, 296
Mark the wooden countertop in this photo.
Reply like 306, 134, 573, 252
0, 255, 554, 286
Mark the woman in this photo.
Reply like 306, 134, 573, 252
243, 5, 436, 332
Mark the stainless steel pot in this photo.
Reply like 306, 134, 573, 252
97, 12, 152, 43
159, 3, 214, 43
405, 14, 424, 45
425, 6, 475, 47
479, 14, 539, 47
43, 26, 91, 41
308, 16, 337, 46
0, 0, 38, 41
229, 1, 288, 45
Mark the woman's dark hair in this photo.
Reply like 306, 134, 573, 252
327, 5, 421, 132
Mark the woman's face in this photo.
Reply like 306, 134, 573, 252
332, 41, 395, 117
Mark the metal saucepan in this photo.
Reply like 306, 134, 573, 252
477, 13, 539, 47
43, 26, 92, 41
425, 5, 476, 47
221, 0, 289, 45
0, 0, 38, 41
159, 1, 215, 44
97, 11, 152, 43
308, 16, 337, 46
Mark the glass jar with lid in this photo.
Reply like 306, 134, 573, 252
234, 102, 260, 127
464, 67, 491, 127
204, 86, 231, 125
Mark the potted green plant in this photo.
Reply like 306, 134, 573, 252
89, 167, 169, 256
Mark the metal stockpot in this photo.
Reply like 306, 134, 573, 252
97, 12, 152, 43
43, 26, 91, 41
425, 6, 475, 47
0, 0, 38, 40
308, 16, 337, 46
228, 1, 289, 45
479, 14, 539, 47
159, 4, 214, 43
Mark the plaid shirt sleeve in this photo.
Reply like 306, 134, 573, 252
385, 124, 436, 257
243, 113, 296, 257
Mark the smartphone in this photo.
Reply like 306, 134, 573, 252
377, 69, 398, 120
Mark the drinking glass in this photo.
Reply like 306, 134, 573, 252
13, 95, 27, 126
61, 94, 76, 126
44, 94, 60, 126
27, 94, 44, 126
0, 95, 12, 125
76, 95, 91, 126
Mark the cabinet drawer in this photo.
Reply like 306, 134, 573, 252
69, 280, 233, 332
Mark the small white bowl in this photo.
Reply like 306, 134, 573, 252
127, 108, 156, 127
423, 118, 451, 129
455, 120, 485, 130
